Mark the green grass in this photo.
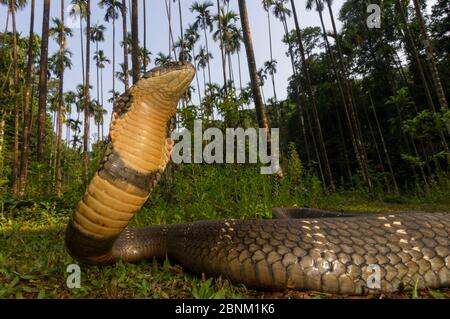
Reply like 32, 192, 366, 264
1, 193, 449, 299
1, 163, 449, 299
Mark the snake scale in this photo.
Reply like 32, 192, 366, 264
65, 62, 450, 295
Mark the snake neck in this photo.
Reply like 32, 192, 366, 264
65, 63, 195, 264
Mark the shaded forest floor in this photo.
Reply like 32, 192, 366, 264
1, 193, 449, 299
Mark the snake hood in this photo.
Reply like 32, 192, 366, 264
65, 62, 195, 264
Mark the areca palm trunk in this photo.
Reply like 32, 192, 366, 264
121, 0, 129, 90
192, 47, 202, 103
313, 0, 372, 190
96, 43, 100, 103
203, 27, 212, 84
112, 8, 116, 102
238, 0, 269, 131
142, 0, 147, 71
395, 0, 449, 152
237, 50, 243, 91
367, 89, 399, 194
83, 0, 91, 186
19, 0, 35, 196
411, 0, 449, 132
412, 0, 447, 110
10, 0, 19, 195
238, 0, 282, 176
290, 0, 333, 187
216, 0, 227, 92
265, 3, 277, 102
131, 0, 140, 83
55, 0, 65, 197
37, 0, 51, 162
325, 1, 374, 185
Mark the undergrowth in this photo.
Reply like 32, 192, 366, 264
0, 152, 449, 299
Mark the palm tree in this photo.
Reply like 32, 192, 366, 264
70, 0, 87, 85
98, 0, 122, 104
154, 52, 173, 66
175, 0, 184, 58
90, 23, 106, 105
195, 46, 213, 92
184, 24, 202, 102
92, 100, 108, 142
55, 0, 66, 197
229, 26, 243, 91
3, 0, 25, 194
64, 91, 77, 147
411, 0, 449, 133
213, 8, 239, 89
262, 0, 276, 98
142, 0, 147, 71
98, 0, 122, 101
238, 0, 282, 175
83, 0, 92, 186
37, 0, 51, 162
215, 1, 228, 91
190, 1, 214, 84
395, 0, 449, 154
290, 0, 334, 187
93, 49, 110, 138
18, 0, 35, 195
257, 67, 267, 103
319, 0, 372, 189
121, 0, 129, 90
131, 0, 140, 83
264, 59, 277, 103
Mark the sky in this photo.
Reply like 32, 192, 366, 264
0, 0, 372, 141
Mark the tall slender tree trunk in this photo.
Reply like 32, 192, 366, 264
55, 0, 65, 197
238, 0, 269, 131
0, 115, 5, 180
326, 2, 374, 191
315, 1, 372, 190
216, 0, 227, 92
96, 42, 100, 103
237, 50, 243, 91
83, 0, 92, 186
291, 0, 333, 187
238, 0, 281, 176
10, 0, 20, 195
101, 66, 105, 140
203, 27, 212, 84
37, 0, 51, 162
79, 7, 85, 89
112, 14, 116, 102
122, 0, 129, 90
396, 0, 449, 151
142, 0, 147, 72
412, 0, 448, 113
131, 0, 140, 83
192, 47, 202, 103
178, 0, 184, 49
266, 6, 277, 102
19, 0, 35, 196
367, 90, 399, 194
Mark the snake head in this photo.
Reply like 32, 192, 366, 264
133, 61, 196, 110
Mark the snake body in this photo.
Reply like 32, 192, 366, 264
65, 62, 450, 295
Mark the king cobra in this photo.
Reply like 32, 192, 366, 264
65, 62, 450, 295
